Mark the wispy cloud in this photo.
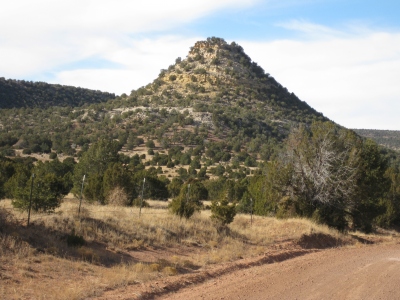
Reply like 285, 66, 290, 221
276, 19, 345, 38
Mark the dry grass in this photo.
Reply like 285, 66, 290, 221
1, 197, 399, 299
106, 187, 130, 206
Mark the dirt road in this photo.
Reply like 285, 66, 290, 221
158, 244, 400, 300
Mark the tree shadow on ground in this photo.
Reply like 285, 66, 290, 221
1, 209, 136, 267
297, 232, 354, 249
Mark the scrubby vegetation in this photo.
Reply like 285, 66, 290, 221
1, 37, 400, 232
1, 36, 400, 299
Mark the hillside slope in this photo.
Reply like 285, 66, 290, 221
0, 37, 330, 164
0, 77, 116, 109
353, 129, 400, 151
117, 37, 328, 140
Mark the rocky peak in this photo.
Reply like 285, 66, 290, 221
125, 37, 326, 140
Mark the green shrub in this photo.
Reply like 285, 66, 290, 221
22, 148, 32, 155
146, 140, 155, 149
210, 197, 236, 226
67, 234, 85, 247
169, 195, 199, 219
169, 180, 204, 219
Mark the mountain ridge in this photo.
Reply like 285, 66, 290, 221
0, 77, 116, 109
353, 129, 400, 151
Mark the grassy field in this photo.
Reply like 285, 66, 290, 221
1, 197, 399, 299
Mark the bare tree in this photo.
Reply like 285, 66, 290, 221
284, 122, 359, 206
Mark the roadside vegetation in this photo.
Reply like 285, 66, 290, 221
3, 197, 396, 300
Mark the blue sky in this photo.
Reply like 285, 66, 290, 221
1, 0, 400, 130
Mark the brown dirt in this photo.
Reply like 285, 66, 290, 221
95, 242, 400, 300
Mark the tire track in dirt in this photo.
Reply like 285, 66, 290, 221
95, 245, 318, 300
159, 243, 400, 300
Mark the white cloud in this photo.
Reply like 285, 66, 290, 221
240, 24, 400, 130
0, 0, 256, 84
52, 36, 201, 94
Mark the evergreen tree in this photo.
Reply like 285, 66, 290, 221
9, 162, 66, 212
210, 195, 236, 226
169, 179, 206, 219
72, 138, 121, 202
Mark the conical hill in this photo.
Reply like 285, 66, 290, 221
120, 37, 327, 142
